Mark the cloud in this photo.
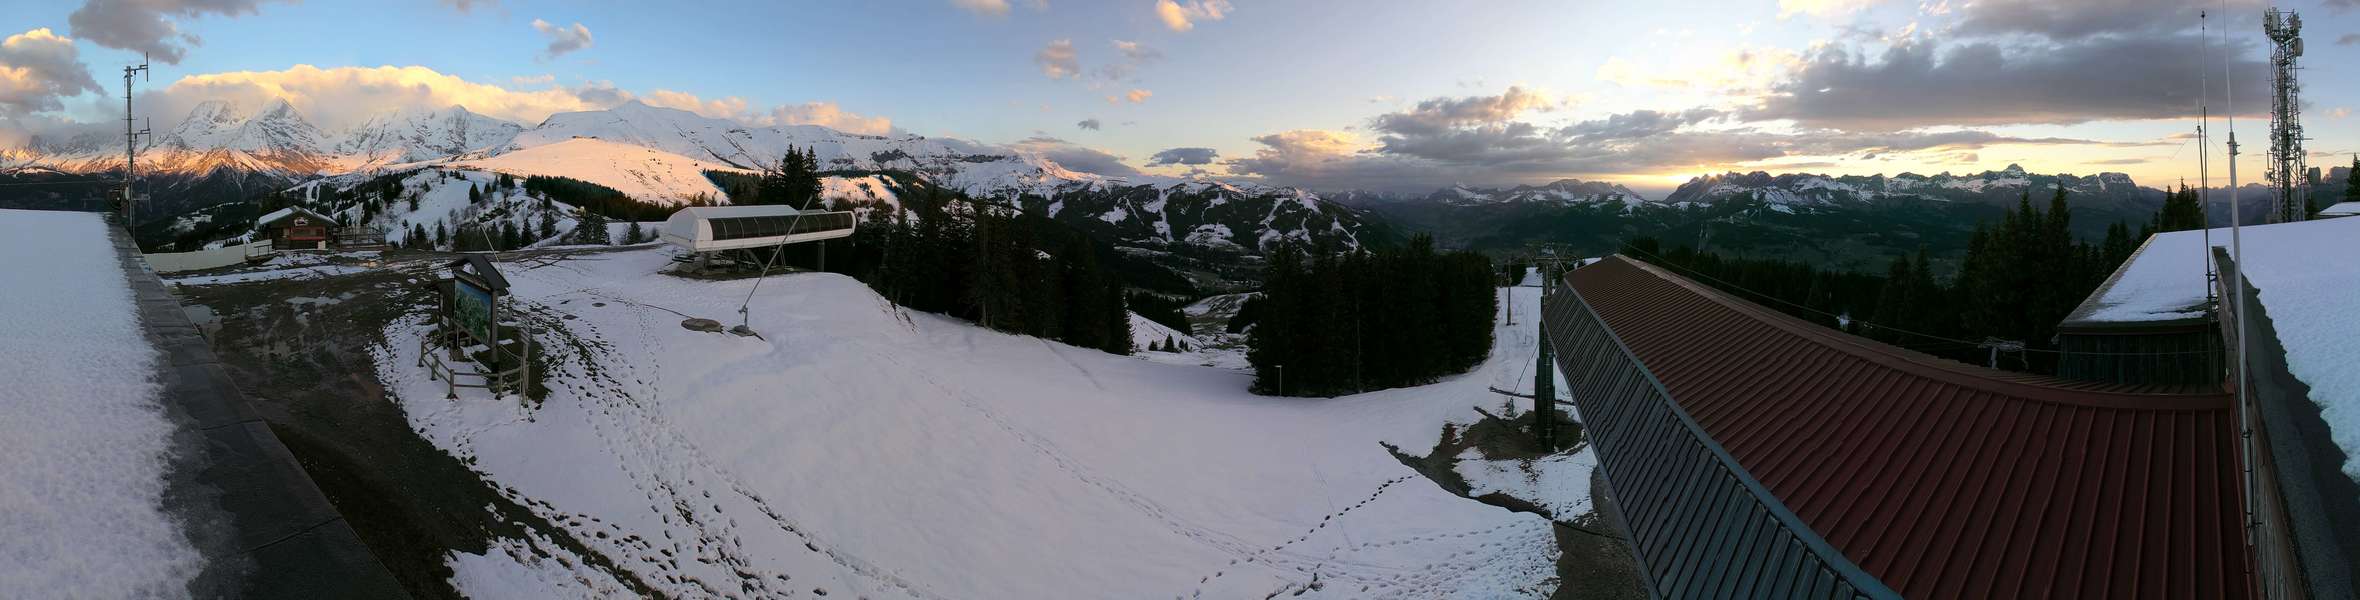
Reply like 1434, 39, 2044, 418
1124, 88, 1152, 104
950, 0, 1010, 16
1227, 129, 1496, 192
1746, 34, 2267, 130
1148, 147, 1217, 166
2341, 34, 2360, 46
1035, 39, 1078, 79
1954, 0, 2258, 42
0, 28, 104, 117
142, 65, 608, 132
66, 0, 284, 64
1369, 86, 1555, 138
1094, 39, 1162, 81
1229, 86, 2160, 192
1777, 0, 1882, 19
1113, 40, 1161, 62
763, 101, 895, 135
531, 19, 593, 60
439, 0, 495, 13
1075, 118, 1101, 130
1010, 136, 1140, 177
1154, 0, 1231, 32
80, 64, 891, 137
638, 89, 894, 135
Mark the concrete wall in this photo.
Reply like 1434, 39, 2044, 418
145, 241, 270, 274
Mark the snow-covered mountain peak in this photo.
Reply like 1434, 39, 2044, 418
336, 104, 524, 165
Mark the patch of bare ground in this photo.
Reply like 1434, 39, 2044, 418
1386, 409, 1646, 600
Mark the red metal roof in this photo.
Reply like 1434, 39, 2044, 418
1565, 256, 2250, 599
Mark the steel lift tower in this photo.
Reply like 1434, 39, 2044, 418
2264, 9, 2308, 223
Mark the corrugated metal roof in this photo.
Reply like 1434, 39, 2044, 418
1561, 256, 2250, 599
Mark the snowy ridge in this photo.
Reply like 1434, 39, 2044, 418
1663, 164, 2149, 209
336, 106, 523, 167
453, 138, 738, 204
1422, 178, 1650, 209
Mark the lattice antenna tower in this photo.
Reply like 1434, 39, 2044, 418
2264, 8, 2307, 223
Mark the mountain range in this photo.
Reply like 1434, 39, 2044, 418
1343, 165, 2347, 273
0, 99, 1375, 258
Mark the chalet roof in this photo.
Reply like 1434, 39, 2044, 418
2319, 201, 2360, 218
1561, 256, 2247, 598
255, 206, 337, 228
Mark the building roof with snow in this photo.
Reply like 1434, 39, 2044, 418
254, 205, 338, 228
2061, 226, 2227, 329
1545, 255, 2249, 598
2319, 201, 2360, 219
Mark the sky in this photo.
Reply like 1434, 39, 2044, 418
1, 0, 2356, 197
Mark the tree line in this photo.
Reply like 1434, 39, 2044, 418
1630, 185, 2201, 374
757, 184, 1138, 355
1241, 236, 1496, 397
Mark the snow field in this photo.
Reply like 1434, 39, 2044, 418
373, 247, 1585, 598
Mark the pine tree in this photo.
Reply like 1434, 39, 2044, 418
2346, 155, 2360, 207
537, 210, 558, 241
434, 221, 449, 249
469, 184, 482, 205
574, 211, 611, 245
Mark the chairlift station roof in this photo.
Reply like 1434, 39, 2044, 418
660, 204, 857, 253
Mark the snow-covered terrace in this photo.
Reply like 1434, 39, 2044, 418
0, 209, 201, 594
0, 209, 397, 595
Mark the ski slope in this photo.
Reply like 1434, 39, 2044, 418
372, 246, 1582, 598
455, 138, 741, 205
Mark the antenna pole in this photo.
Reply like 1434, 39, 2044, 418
2223, 8, 2257, 559
2200, 11, 2216, 307
122, 57, 150, 227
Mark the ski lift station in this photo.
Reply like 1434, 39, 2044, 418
660, 204, 856, 253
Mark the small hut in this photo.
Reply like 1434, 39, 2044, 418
256, 206, 342, 250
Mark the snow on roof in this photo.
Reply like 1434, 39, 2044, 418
2319, 201, 2360, 218
255, 205, 335, 227
0, 209, 202, 592
2070, 217, 2360, 326
2063, 228, 2218, 325
2217, 217, 2360, 482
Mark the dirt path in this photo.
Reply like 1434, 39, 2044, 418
175, 248, 651, 599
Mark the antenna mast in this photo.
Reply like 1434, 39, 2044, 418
2199, 11, 2215, 306
2224, 5, 2257, 562
2264, 8, 2307, 223
122, 56, 150, 226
